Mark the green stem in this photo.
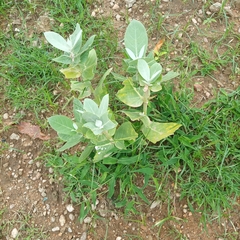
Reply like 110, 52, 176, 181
143, 85, 150, 115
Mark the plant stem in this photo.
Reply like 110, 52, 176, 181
143, 85, 150, 115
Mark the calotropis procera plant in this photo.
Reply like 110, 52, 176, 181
44, 20, 181, 161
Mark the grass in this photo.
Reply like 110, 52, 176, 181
0, 208, 48, 239
0, 0, 240, 238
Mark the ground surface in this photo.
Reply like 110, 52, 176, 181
0, 0, 240, 240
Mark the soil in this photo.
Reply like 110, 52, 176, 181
0, 0, 240, 240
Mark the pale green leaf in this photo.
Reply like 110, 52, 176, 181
48, 115, 76, 135
124, 20, 148, 59
71, 81, 91, 99
98, 94, 109, 117
141, 121, 182, 144
44, 31, 70, 52
57, 134, 83, 152
52, 54, 72, 64
114, 122, 138, 141
116, 78, 144, 107
81, 49, 97, 80
137, 59, 150, 82
94, 68, 112, 104
162, 71, 179, 82
79, 35, 95, 55
122, 110, 144, 121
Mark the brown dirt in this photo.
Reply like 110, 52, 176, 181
0, 0, 240, 240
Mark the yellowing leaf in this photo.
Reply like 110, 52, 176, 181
141, 121, 181, 144
60, 66, 81, 79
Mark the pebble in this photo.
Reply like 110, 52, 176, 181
83, 216, 92, 224
112, 4, 119, 10
205, 91, 211, 98
80, 232, 87, 240
116, 237, 122, 240
150, 200, 161, 209
52, 226, 60, 232
69, 213, 75, 221
191, 18, 197, 24
10, 133, 20, 140
66, 204, 74, 212
209, 2, 222, 12
59, 214, 66, 226
125, 0, 136, 8
194, 83, 203, 92
3, 113, 9, 119
11, 228, 18, 238
115, 14, 121, 21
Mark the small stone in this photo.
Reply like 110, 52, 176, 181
183, 208, 188, 213
112, 4, 119, 10
191, 18, 197, 24
49, 167, 54, 173
80, 232, 87, 240
209, 2, 222, 13
205, 91, 211, 98
84, 217, 92, 224
11, 228, 18, 238
115, 14, 121, 21
91, 11, 96, 17
51, 216, 55, 222
66, 204, 74, 212
125, 0, 136, 8
10, 133, 20, 140
203, 37, 208, 43
52, 226, 60, 232
150, 200, 161, 209
116, 237, 122, 240
3, 113, 9, 119
69, 213, 75, 221
59, 215, 66, 226
68, 227, 73, 233
194, 83, 203, 92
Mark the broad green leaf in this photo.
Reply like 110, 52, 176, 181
93, 142, 115, 163
83, 98, 99, 114
73, 98, 84, 122
98, 94, 109, 117
48, 115, 76, 135
117, 156, 138, 165
116, 78, 144, 107
114, 122, 138, 141
94, 68, 112, 104
44, 31, 70, 52
150, 80, 162, 92
60, 66, 81, 78
79, 35, 95, 55
162, 71, 179, 82
100, 113, 117, 131
70, 23, 82, 53
141, 120, 182, 144
70, 81, 91, 99
79, 144, 94, 162
52, 54, 72, 64
81, 49, 97, 80
137, 59, 150, 82
124, 20, 148, 59
150, 62, 162, 82
58, 132, 76, 141
122, 110, 144, 121
114, 140, 126, 149
58, 134, 83, 151
111, 72, 126, 82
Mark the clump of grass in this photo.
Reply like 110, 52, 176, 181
153, 85, 240, 222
